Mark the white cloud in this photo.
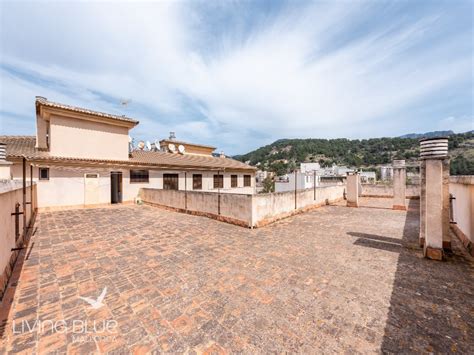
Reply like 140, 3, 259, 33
0, 0, 472, 153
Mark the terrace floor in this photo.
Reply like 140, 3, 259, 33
0, 198, 473, 353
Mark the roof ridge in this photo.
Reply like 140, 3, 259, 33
36, 97, 139, 125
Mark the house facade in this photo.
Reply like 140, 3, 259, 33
1, 97, 256, 209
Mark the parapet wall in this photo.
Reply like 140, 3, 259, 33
140, 184, 345, 228
0, 181, 37, 299
361, 184, 420, 198
449, 176, 474, 255
252, 185, 345, 227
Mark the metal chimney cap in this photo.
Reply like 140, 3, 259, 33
420, 137, 448, 159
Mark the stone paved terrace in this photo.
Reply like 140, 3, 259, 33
0, 198, 473, 353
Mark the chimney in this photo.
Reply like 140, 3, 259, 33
169, 132, 176, 140
0, 143, 12, 180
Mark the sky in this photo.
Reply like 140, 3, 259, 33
0, 0, 472, 155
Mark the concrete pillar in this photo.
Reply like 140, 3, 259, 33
419, 160, 426, 247
420, 137, 449, 260
0, 143, 12, 180
346, 172, 359, 207
442, 159, 451, 250
392, 160, 406, 210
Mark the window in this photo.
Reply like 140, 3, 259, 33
163, 173, 179, 190
213, 174, 223, 189
231, 175, 238, 188
193, 174, 202, 190
130, 170, 149, 183
244, 175, 252, 187
39, 167, 49, 180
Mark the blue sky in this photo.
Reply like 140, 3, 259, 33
0, 0, 472, 155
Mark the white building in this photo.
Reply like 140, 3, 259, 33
300, 162, 321, 173
360, 171, 376, 183
1, 97, 256, 209
275, 171, 320, 192
380, 166, 393, 181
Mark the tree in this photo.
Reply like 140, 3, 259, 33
261, 176, 275, 193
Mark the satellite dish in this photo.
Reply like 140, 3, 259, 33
168, 143, 176, 152
138, 141, 145, 150
178, 144, 185, 154
154, 139, 160, 151
128, 135, 132, 143
145, 141, 151, 151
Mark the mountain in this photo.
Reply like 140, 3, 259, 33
235, 131, 474, 176
399, 130, 454, 139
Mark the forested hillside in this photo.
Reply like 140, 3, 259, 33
235, 131, 474, 176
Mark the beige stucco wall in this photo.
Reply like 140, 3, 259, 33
361, 184, 420, 198
450, 176, 474, 244
49, 115, 130, 160
140, 188, 253, 224
9, 163, 255, 209
252, 185, 345, 225
140, 184, 344, 227
0, 181, 37, 297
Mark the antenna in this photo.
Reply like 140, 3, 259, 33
178, 144, 185, 154
120, 99, 131, 107
145, 141, 151, 151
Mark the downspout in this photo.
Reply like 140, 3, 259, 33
184, 171, 187, 211
22, 157, 26, 239
294, 170, 297, 209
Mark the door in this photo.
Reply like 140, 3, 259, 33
111, 171, 123, 204
84, 173, 100, 205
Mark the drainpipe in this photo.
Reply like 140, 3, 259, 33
22, 157, 26, 239
313, 170, 316, 200
184, 171, 187, 211
30, 164, 33, 217
217, 170, 221, 215
294, 170, 297, 209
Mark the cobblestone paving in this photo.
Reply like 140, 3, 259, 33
0, 198, 473, 353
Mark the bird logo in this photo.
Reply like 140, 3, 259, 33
79, 287, 107, 309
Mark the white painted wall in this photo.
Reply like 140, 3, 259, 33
10, 163, 255, 208
450, 176, 474, 245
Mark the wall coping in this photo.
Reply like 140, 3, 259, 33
450, 175, 474, 185
140, 187, 253, 197
257, 184, 343, 197
0, 180, 33, 194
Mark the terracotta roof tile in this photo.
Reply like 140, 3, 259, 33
36, 97, 139, 125
0, 136, 255, 171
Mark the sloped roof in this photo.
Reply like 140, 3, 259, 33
0, 136, 255, 171
35, 97, 139, 125
159, 139, 216, 150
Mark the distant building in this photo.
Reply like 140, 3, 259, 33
380, 166, 393, 181
360, 171, 376, 183
275, 171, 320, 192
300, 162, 320, 173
